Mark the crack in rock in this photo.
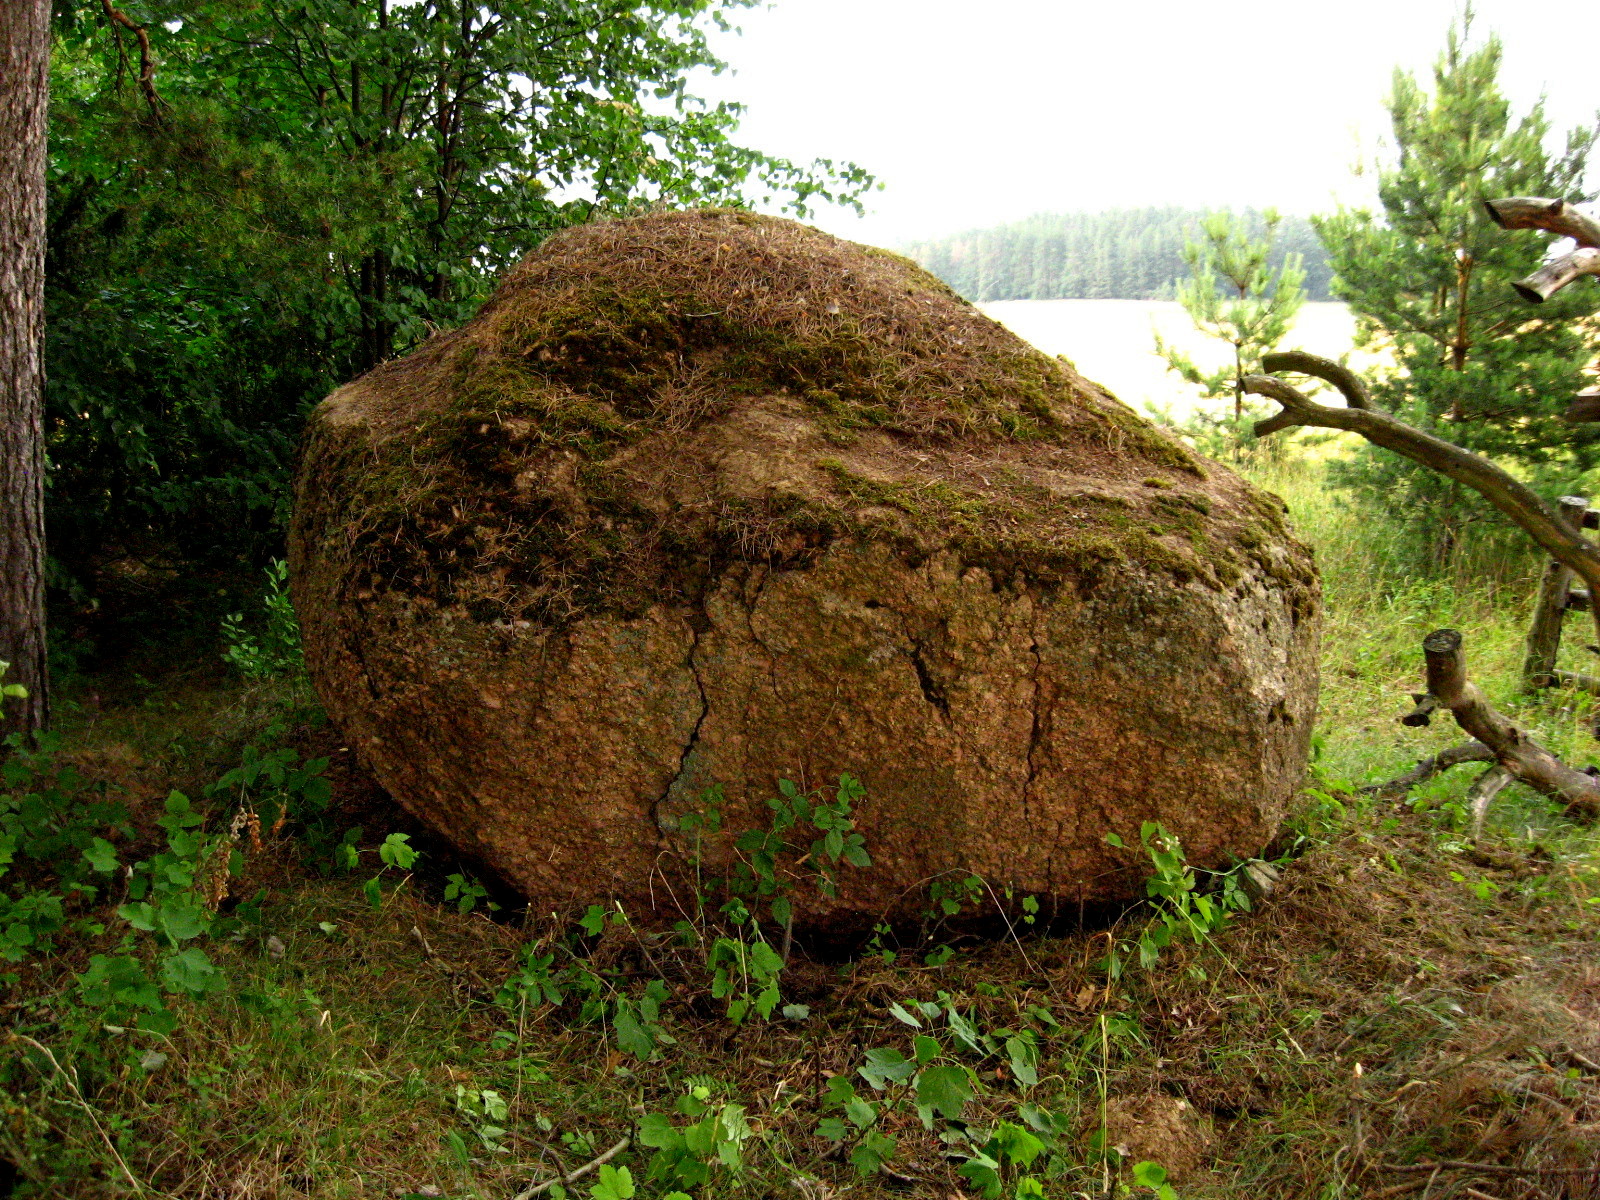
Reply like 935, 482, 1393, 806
653, 618, 710, 834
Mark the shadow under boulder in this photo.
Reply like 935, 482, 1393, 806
289, 209, 1321, 932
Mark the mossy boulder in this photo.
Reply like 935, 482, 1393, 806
289, 209, 1320, 929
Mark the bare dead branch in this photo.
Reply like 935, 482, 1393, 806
1361, 743, 1495, 797
1484, 197, 1600, 302
1510, 246, 1600, 304
1424, 629, 1600, 819
513, 1137, 631, 1200
1565, 390, 1600, 424
1551, 668, 1600, 694
1482, 196, 1600, 248
99, 1, 165, 118
1467, 765, 1512, 840
1260, 351, 1375, 411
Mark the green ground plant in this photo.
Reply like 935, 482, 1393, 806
220, 559, 304, 680
6, 457, 1600, 1198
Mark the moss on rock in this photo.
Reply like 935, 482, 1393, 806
296, 209, 1299, 627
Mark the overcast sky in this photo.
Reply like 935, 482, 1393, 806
695, 0, 1600, 247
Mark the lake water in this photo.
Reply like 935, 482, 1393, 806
978, 299, 1359, 421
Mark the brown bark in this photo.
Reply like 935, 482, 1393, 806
1523, 495, 1589, 690
1565, 389, 1600, 424
1423, 629, 1600, 819
1508, 246, 1600, 304
0, 0, 50, 737
1483, 197, 1600, 303
98, 1, 163, 118
1482, 197, 1600, 248
1399, 693, 1439, 727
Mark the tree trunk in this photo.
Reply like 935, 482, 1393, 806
0, 0, 51, 737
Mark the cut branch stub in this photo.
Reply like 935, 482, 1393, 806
1423, 628, 1600, 820
1510, 247, 1600, 304
1483, 196, 1600, 303
1400, 693, 1438, 727
1564, 390, 1600, 425
1482, 196, 1600, 248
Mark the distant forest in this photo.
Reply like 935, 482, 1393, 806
902, 208, 1335, 303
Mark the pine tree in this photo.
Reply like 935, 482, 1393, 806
1314, 14, 1600, 563
1157, 210, 1307, 424
0, 0, 50, 736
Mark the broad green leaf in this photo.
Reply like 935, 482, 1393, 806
588, 1163, 635, 1200
83, 838, 119, 873
914, 1064, 972, 1120
160, 947, 220, 996
613, 1003, 655, 1059
887, 1001, 922, 1027
158, 902, 208, 943
636, 1112, 680, 1149
1132, 1161, 1169, 1187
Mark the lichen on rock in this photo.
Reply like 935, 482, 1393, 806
290, 208, 1321, 931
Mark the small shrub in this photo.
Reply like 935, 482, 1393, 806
220, 558, 303, 678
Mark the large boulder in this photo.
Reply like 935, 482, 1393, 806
289, 210, 1320, 929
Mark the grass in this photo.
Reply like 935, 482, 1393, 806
4, 455, 1600, 1199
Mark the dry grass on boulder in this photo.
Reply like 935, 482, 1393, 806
296, 209, 1311, 626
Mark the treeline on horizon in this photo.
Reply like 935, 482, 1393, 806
902, 208, 1335, 303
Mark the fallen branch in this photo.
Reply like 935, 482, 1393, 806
1551, 668, 1600, 694
1466, 766, 1512, 841
1482, 197, 1600, 248
1422, 629, 1600, 820
1361, 743, 1495, 796
513, 1137, 631, 1200
1509, 246, 1600, 304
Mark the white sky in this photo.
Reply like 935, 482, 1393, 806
695, 0, 1600, 247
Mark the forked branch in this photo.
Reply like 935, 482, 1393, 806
1421, 629, 1600, 819
99, 0, 166, 118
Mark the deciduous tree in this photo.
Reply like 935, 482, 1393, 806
44, 0, 870, 596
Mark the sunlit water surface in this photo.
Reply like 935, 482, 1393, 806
978, 299, 1360, 422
